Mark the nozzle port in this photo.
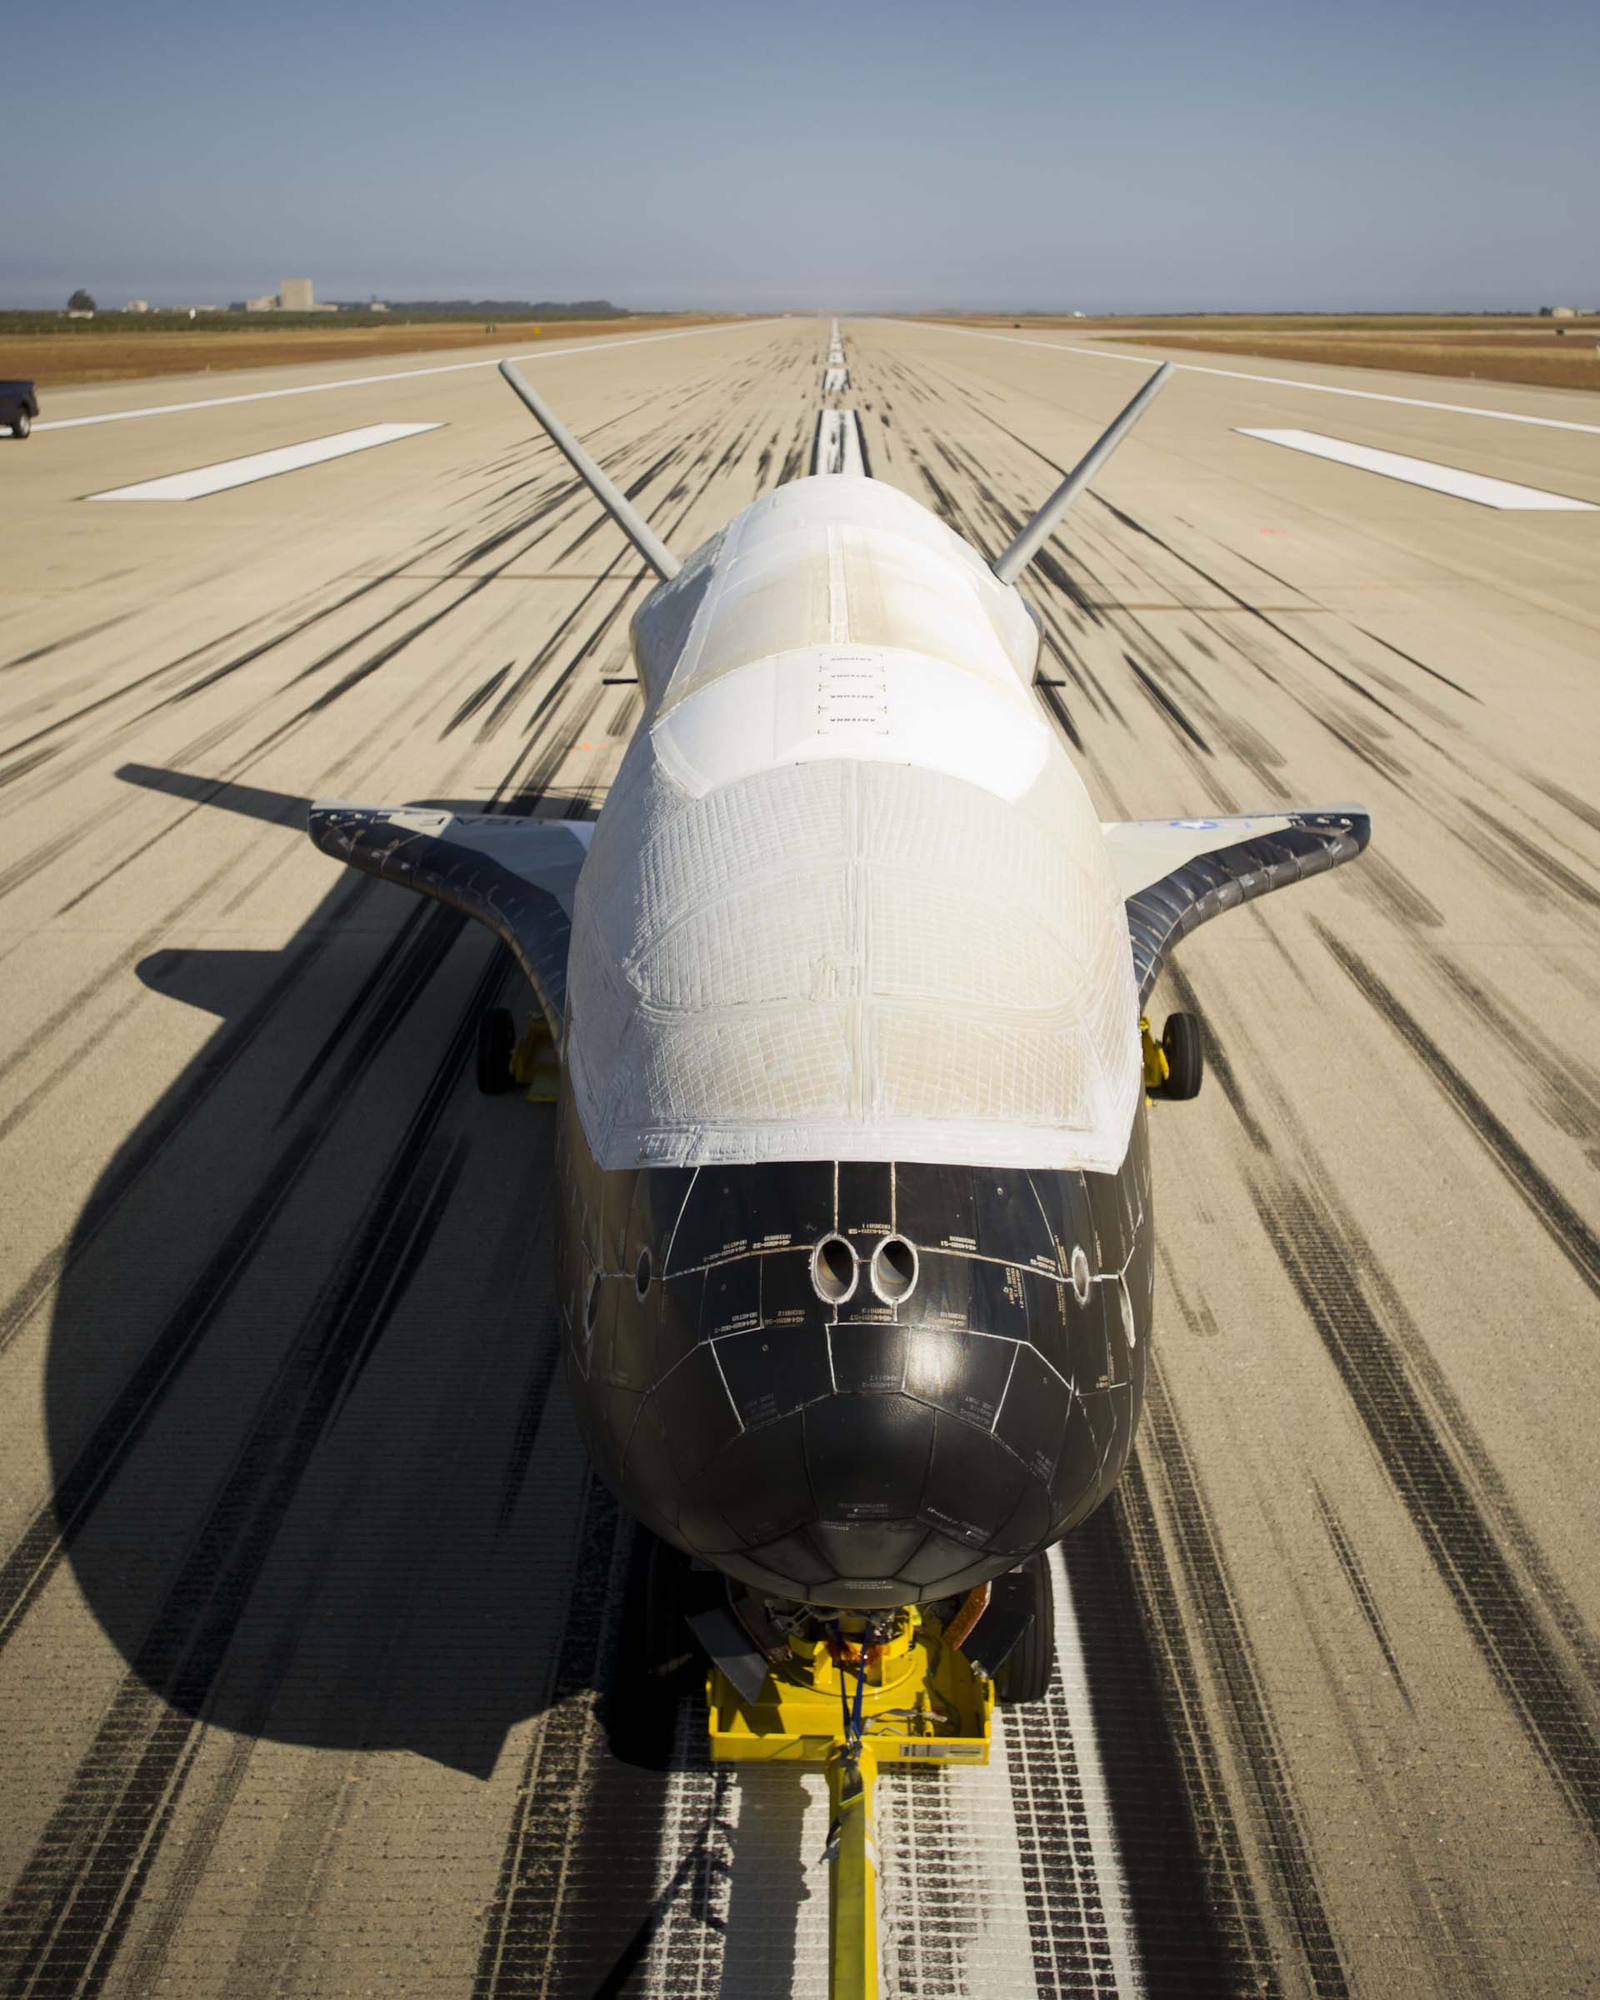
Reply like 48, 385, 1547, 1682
811, 1234, 857, 1304
870, 1234, 918, 1305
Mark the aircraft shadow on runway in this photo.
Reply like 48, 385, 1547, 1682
43, 761, 642, 1782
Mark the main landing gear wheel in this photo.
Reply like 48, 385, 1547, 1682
1160, 1010, 1205, 1100
994, 1550, 1056, 1706
474, 1007, 517, 1095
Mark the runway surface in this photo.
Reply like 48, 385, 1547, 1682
1, 315, 1597, 1998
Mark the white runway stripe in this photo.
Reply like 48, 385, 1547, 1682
812, 408, 865, 476
36, 320, 783, 434
1048, 1543, 1141, 1994
1237, 427, 1597, 511
903, 319, 1600, 438
86, 423, 443, 501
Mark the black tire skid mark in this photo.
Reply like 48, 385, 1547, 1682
472, 1485, 686, 2000
443, 662, 514, 737
1419, 946, 1600, 1166
0, 869, 374, 1364
1122, 654, 1214, 755
1461, 801, 1600, 915
0, 894, 476, 1650
1252, 1175, 1600, 1844
0, 949, 495, 1997
1530, 776, 1600, 842
1310, 1483, 1411, 1703
0, 613, 139, 677
1189, 962, 1600, 1706
1317, 928, 1600, 1305
1139, 1367, 1351, 1996
1061, 1479, 1285, 1996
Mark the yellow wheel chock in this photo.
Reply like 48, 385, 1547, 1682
509, 1015, 560, 1103
707, 1605, 993, 2000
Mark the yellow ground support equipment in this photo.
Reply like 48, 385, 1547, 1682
509, 1015, 561, 1103
707, 1606, 993, 2000
1140, 1013, 1170, 1095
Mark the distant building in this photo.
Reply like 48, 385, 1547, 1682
1542, 305, 1578, 318
369, 301, 389, 312
278, 278, 338, 313
244, 279, 345, 314
124, 300, 150, 313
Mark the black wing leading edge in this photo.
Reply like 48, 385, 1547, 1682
1102, 809, 1371, 1006
308, 804, 593, 1039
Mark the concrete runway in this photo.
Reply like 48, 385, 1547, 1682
0, 314, 1597, 1998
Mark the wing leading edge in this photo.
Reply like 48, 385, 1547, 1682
308, 804, 593, 1040
1102, 809, 1370, 1005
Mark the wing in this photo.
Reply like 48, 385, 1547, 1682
1103, 808, 1370, 1006
308, 803, 594, 1039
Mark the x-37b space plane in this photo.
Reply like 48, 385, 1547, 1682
309, 353, 1369, 1713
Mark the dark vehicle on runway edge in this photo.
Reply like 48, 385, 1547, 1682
1, 381, 38, 438
308, 355, 1369, 1983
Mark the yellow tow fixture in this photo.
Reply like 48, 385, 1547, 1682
707, 1604, 993, 2000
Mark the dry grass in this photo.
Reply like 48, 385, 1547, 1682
0, 315, 741, 390
943, 314, 1600, 393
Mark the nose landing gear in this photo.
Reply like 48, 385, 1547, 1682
1142, 1010, 1205, 1101
475, 1008, 560, 1101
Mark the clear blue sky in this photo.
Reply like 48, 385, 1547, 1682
4, 0, 1595, 311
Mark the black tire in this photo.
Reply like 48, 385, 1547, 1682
995, 1552, 1056, 1705
1160, 1011, 1204, 1101
474, 1007, 517, 1095
642, 1535, 699, 1691
11, 412, 30, 439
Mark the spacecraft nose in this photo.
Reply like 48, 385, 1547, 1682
570, 1155, 1147, 1609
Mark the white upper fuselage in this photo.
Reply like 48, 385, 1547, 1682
565, 475, 1143, 1174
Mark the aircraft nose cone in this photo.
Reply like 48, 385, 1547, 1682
564, 1146, 1150, 1608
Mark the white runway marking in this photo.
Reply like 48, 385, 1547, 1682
1236, 428, 1597, 511
86, 423, 442, 501
36, 319, 783, 434
1049, 1544, 1141, 1995
812, 408, 865, 475
903, 319, 1600, 439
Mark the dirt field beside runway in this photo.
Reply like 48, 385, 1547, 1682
944, 313, 1600, 391
0, 317, 1597, 1997
0, 312, 741, 389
